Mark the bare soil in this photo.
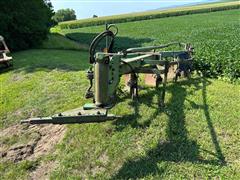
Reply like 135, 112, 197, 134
0, 124, 66, 179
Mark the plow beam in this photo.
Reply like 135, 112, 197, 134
21, 107, 119, 125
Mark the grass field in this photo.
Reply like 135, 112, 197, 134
0, 6, 240, 180
40, 33, 88, 51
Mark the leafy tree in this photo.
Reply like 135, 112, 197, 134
53, 9, 77, 23
0, 0, 54, 51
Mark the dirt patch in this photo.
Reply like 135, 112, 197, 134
29, 160, 58, 180
99, 151, 109, 165
0, 124, 66, 179
27, 125, 66, 161
0, 124, 65, 162
11, 73, 25, 82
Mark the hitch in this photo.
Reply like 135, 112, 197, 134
21, 105, 120, 125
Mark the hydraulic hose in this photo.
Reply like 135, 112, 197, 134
89, 30, 115, 64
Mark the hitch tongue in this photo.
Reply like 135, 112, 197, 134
21, 107, 120, 125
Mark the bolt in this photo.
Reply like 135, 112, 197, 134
78, 112, 82, 116
97, 111, 101, 115
58, 113, 62, 117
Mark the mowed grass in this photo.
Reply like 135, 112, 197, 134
50, 77, 240, 179
0, 49, 89, 129
61, 9, 240, 79
0, 49, 90, 179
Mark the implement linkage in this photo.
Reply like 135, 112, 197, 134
21, 24, 194, 125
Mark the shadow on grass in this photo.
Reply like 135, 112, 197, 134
0, 49, 89, 74
0, 65, 13, 73
65, 32, 153, 52
112, 77, 226, 179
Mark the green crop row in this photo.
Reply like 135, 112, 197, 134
60, 9, 240, 80
58, 2, 240, 29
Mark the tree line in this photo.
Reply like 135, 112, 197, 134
0, 0, 77, 51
